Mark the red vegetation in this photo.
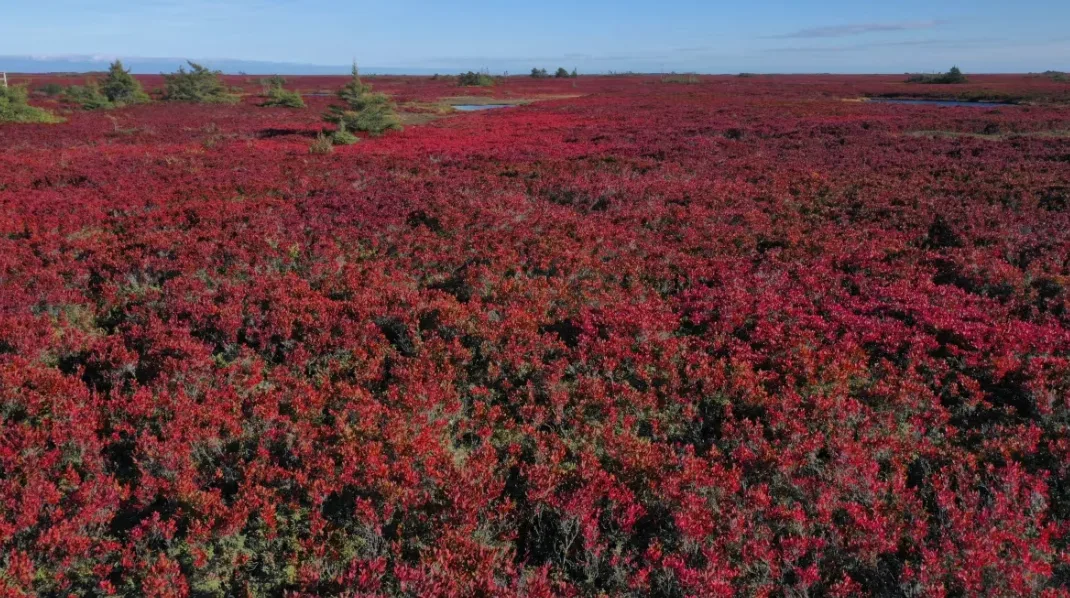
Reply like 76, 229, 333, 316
1, 74, 1069, 596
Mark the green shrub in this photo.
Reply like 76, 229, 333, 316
907, 66, 968, 84
38, 82, 64, 96
531, 67, 550, 78
662, 73, 700, 84
261, 82, 305, 108
65, 81, 113, 110
309, 132, 334, 154
0, 85, 63, 123
163, 61, 240, 103
329, 129, 359, 145
101, 60, 150, 105
323, 64, 402, 137
261, 75, 287, 87
555, 67, 570, 78
1041, 70, 1068, 82
457, 71, 495, 87
570, 68, 579, 78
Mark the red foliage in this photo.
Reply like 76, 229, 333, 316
1, 74, 1069, 596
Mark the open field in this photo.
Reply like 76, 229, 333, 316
2, 73, 1070, 596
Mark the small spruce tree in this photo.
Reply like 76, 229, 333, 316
945, 66, 967, 84
323, 63, 401, 139
260, 77, 305, 108
101, 60, 150, 105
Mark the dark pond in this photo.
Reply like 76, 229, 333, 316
454, 104, 514, 111
868, 98, 1016, 108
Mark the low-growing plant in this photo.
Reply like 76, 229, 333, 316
0, 85, 63, 123
308, 132, 334, 154
64, 81, 113, 110
261, 75, 287, 87
531, 67, 550, 79
457, 71, 495, 87
662, 73, 700, 84
554, 67, 570, 78
163, 61, 240, 103
329, 129, 359, 145
323, 64, 401, 138
260, 80, 305, 109
38, 82, 64, 96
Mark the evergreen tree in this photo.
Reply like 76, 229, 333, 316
323, 64, 401, 138
555, 67, 570, 78
101, 60, 150, 105
163, 61, 239, 103
945, 66, 967, 83
260, 77, 305, 108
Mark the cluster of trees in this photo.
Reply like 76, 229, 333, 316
907, 66, 968, 84
10, 57, 402, 147
531, 67, 578, 78
59, 61, 310, 110
8, 59, 403, 144
457, 70, 496, 87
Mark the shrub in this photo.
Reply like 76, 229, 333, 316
38, 83, 64, 96
322, 64, 401, 137
907, 66, 968, 84
261, 75, 287, 87
662, 73, 700, 84
308, 132, 334, 154
0, 85, 63, 123
64, 81, 113, 110
1041, 70, 1068, 82
101, 60, 150, 105
457, 71, 495, 87
571, 68, 579, 78
163, 61, 239, 103
555, 67, 570, 78
531, 67, 550, 79
329, 129, 359, 145
260, 81, 305, 109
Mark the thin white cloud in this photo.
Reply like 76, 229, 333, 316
769, 20, 949, 39
764, 37, 1000, 53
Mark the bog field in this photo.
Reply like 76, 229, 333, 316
2, 72, 1070, 596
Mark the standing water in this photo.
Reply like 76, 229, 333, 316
867, 98, 1016, 108
453, 104, 514, 111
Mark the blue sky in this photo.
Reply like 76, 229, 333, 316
2, 0, 1068, 73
